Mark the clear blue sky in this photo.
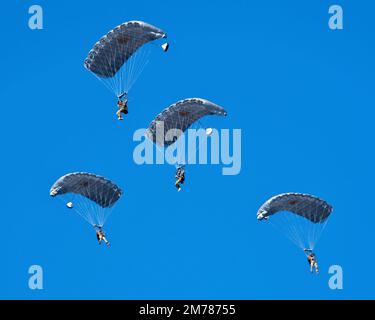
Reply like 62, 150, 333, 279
1, 0, 374, 299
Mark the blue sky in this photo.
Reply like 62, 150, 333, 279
1, 0, 374, 299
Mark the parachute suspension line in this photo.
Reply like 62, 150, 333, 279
269, 213, 304, 250
64, 178, 95, 226
173, 113, 181, 166
91, 179, 114, 227
123, 37, 140, 93
124, 36, 151, 93
57, 178, 117, 228
307, 204, 329, 251
97, 38, 116, 95
113, 34, 126, 96
128, 45, 151, 92
296, 201, 318, 249
306, 205, 316, 250
187, 116, 199, 164
117, 37, 126, 96
267, 198, 330, 252
92, 37, 122, 97
174, 114, 186, 166
58, 192, 95, 227
108, 34, 151, 96
98, 181, 106, 226
289, 200, 311, 249
74, 180, 98, 226
274, 215, 304, 249
288, 201, 313, 249
111, 36, 120, 96
108, 36, 123, 96
93, 73, 117, 97
301, 201, 319, 250
182, 112, 191, 165
92, 179, 101, 225
194, 119, 207, 163
98, 179, 118, 227
92, 42, 119, 97
269, 203, 311, 250
179, 117, 206, 166
170, 114, 205, 167
284, 209, 308, 249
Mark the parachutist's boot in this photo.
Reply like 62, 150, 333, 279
116, 110, 123, 120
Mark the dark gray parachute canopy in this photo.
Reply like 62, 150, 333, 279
145, 98, 227, 147
257, 193, 333, 223
84, 21, 167, 78
50, 173, 122, 208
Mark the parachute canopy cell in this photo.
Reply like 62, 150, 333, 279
50, 172, 122, 208
84, 21, 167, 78
145, 98, 227, 147
257, 193, 333, 223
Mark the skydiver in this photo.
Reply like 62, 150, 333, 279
305, 250, 319, 274
175, 166, 185, 192
94, 225, 110, 247
116, 92, 128, 120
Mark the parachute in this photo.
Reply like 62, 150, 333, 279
50, 172, 122, 227
257, 193, 333, 251
84, 20, 168, 97
145, 98, 227, 148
